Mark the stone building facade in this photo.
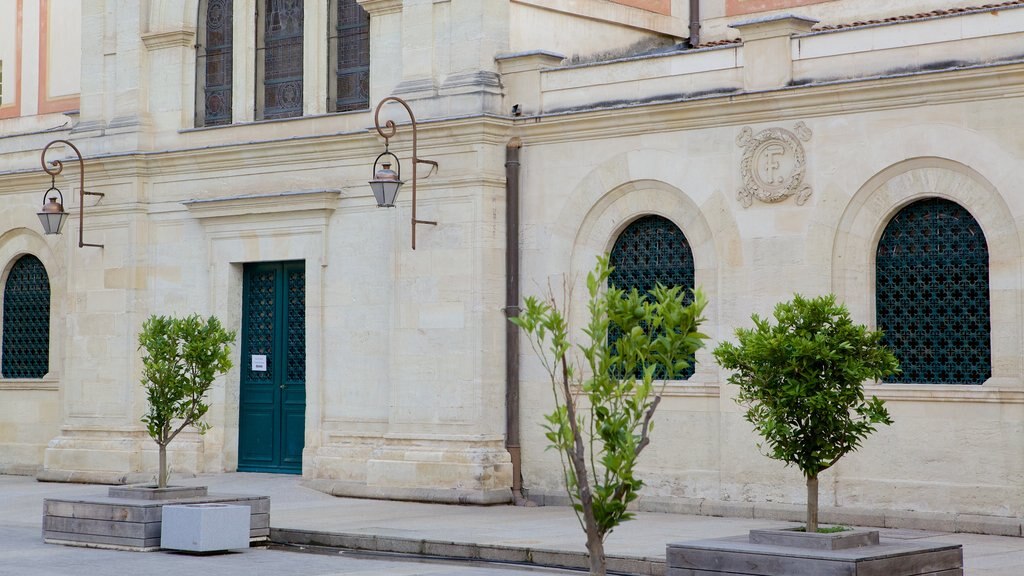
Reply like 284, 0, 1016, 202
1, 0, 1023, 525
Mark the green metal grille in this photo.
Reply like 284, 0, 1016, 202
246, 269, 276, 383
2, 255, 50, 378
609, 215, 696, 379
876, 198, 991, 384
286, 268, 305, 383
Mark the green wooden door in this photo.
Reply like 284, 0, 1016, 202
238, 261, 305, 473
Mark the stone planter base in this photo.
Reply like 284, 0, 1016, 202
748, 527, 880, 550
667, 529, 963, 576
43, 488, 269, 551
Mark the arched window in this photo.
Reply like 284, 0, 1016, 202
257, 0, 304, 120
196, 0, 234, 127
609, 215, 696, 379
875, 198, 991, 384
2, 255, 50, 379
329, 0, 370, 113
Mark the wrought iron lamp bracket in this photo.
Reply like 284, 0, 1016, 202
372, 96, 438, 250
41, 139, 104, 248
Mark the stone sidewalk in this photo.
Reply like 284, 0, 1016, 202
3, 472, 1023, 575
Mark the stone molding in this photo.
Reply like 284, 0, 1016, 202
560, 174, 725, 387
736, 121, 812, 207
864, 384, 1024, 404
829, 159, 1023, 387
183, 189, 342, 220
525, 61, 1024, 145
141, 29, 197, 51
357, 0, 403, 17
729, 13, 819, 41
0, 378, 58, 391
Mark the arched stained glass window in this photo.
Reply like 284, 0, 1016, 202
258, 0, 304, 120
2, 255, 50, 379
609, 215, 696, 379
875, 198, 991, 384
196, 0, 233, 127
330, 0, 370, 113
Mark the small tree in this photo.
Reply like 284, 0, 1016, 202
512, 255, 708, 575
138, 314, 236, 488
712, 294, 899, 533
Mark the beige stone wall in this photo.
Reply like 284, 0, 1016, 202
512, 7, 1024, 516
1, 0, 1023, 521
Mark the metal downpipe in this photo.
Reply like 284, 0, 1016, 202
505, 137, 527, 506
689, 0, 701, 48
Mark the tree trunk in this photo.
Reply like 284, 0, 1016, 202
806, 475, 818, 534
158, 444, 168, 488
585, 528, 606, 576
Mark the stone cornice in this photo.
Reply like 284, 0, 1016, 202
183, 189, 342, 221
141, 29, 196, 51
520, 61, 1024, 145
0, 115, 513, 189
357, 0, 403, 17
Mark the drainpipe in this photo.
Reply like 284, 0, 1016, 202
505, 137, 527, 506
688, 0, 701, 48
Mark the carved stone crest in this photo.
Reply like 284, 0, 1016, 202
736, 122, 813, 207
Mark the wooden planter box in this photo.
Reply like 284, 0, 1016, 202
43, 486, 269, 551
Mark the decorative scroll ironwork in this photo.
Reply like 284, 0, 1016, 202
876, 198, 991, 384
2, 255, 50, 379
609, 215, 696, 379
286, 267, 305, 383
246, 269, 276, 382
262, 0, 304, 119
200, 0, 233, 126
332, 0, 370, 112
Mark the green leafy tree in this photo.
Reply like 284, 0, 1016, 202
138, 314, 236, 488
713, 294, 899, 533
512, 255, 708, 575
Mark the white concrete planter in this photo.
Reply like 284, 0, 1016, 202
160, 503, 251, 552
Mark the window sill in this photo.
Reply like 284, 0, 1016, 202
0, 378, 58, 391
662, 382, 720, 397
864, 383, 1024, 404
181, 107, 370, 134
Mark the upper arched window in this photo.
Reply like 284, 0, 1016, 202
875, 198, 991, 384
257, 0, 304, 120
2, 255, 50, 379
196, 0, 234, 127
609, 215, 696, 379
329, 0, 370, 113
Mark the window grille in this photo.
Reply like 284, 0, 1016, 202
329, 0, 370, 113
609, 215, 696, 379
196, 0, 233, 126
258, 0, 304, 120
2, 255, 50, 379
875, 198, 991, 384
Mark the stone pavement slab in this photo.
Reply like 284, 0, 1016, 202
3, 473, 1024, 575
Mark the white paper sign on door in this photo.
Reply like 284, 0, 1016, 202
251, 355, 267, 372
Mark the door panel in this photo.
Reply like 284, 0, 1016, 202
239, 261, 305, 473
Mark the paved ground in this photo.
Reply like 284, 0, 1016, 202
3, 473, 1024, 575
